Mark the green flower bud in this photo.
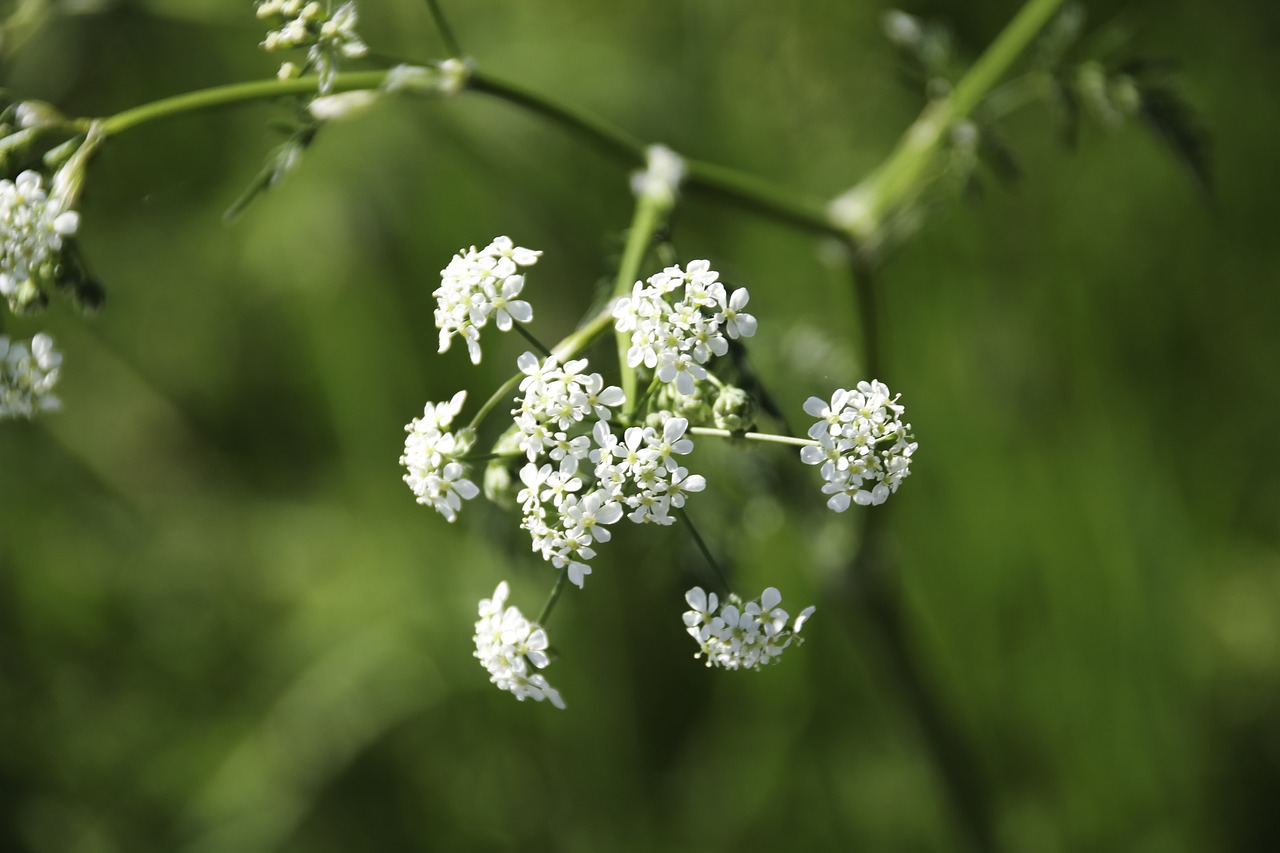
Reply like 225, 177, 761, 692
713, 385, 757, 433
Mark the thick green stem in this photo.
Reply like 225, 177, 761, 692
832, 0, 1066, 240
612, 193, 667, 414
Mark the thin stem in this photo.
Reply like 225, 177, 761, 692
689, 427, 815, 449
424, 0, 463, 58
851, 250, 881, 380
513, 321, 553, 359
612, 193, 666, 413
536, 570, 569, 626
469, 371, 522, 431
675, 507, 732, 594
468, 69, 645, 164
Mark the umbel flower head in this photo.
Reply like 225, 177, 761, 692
473, 581, 565, 709
0, 332, 62, 419
399, 390, 479, 522
801, 380, 917, 509
435, 237, 540, 365
256, 0, 368, 92
0, 170, 80, 313
613, 260, 756, 396
683, 586, 815, 671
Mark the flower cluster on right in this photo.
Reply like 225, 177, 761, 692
801, 381, 918, 509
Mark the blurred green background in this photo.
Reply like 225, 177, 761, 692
2, 0, 1278, 850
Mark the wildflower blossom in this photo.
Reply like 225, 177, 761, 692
612, 260, 756, 395
800, 380, 917, 509
0, 170, 79, 313
255, 0, 368, 93
473, 581, 565, 709
400, 390, 480, 521
683, 586, 815, 671
0, 332, 62, 419
435, 237, 540, 365
631, 144, 685, 205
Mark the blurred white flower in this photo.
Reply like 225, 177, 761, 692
473, 581, 565, 709
0, 332, 62, 419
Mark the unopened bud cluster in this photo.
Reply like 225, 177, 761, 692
683, 586, 815, 671
256, 0, 368, 92
0, 332, 61, 419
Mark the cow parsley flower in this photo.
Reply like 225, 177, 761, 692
800, 380, 917, 509
683, 586, 815, 671
612, 261, 756, 396
400, 390, 480, 521
0, 332, 62, 419
435, 237, 540, 364
0, 170, 80, 313
256, 0, 368, 92
473, 581, 565, 709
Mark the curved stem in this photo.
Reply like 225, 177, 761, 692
676, 507, 732, 594
536, 569, 569, 626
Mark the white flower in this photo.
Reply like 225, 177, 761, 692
801, 380, 917, 509
612, 260, 755, 398
683, 586, 815, 671
435, 238, 540, 364
400, 390, 480, 521
631, 144, 686, 205
0, 332, 63, 419
0, 170, 79, 313
256, 0, 368, 93
473, 581, 566, 709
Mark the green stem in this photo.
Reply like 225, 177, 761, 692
513, 321, 553, 359
832, 0, 1066, 240
612, 192, 666, 414
688, 427, 815, 449
536, 570, 569, 626
424, 0, 463, 58
83, 72, 391, 138
469, 297, 622, 433
675, 507, 732, 594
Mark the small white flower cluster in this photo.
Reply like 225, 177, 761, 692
682, 586, 815, 671
474, 581, 565, 709
613, 260, 757, 395
255, 0, 368, 92
399, 390, 480, 522
801, 380, 917, 510
0, 332, 62, 419
1, 170, 79, 313
631, 144, 686, 205
435, 237, 540, 365
512, 351, 705, 587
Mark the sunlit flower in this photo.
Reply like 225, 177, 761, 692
683, 586, 815, 671
473, 581, 565, 709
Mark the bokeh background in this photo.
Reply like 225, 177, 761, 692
2, 0, 1278, 850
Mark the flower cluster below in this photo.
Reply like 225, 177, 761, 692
0, 332, 61, 419
613, 260, 756, 395
435, 237, 540, 365
801, 380, 917, 509
683, 587, 814, 671
1, 171, 80, 314
399, 390, 479, 522
255, 0, 368, 92
474, 581, 565, 709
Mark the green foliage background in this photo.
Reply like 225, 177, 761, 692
2, 0, 1278, 850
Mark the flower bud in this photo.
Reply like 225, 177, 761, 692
713, 385, 756, 432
